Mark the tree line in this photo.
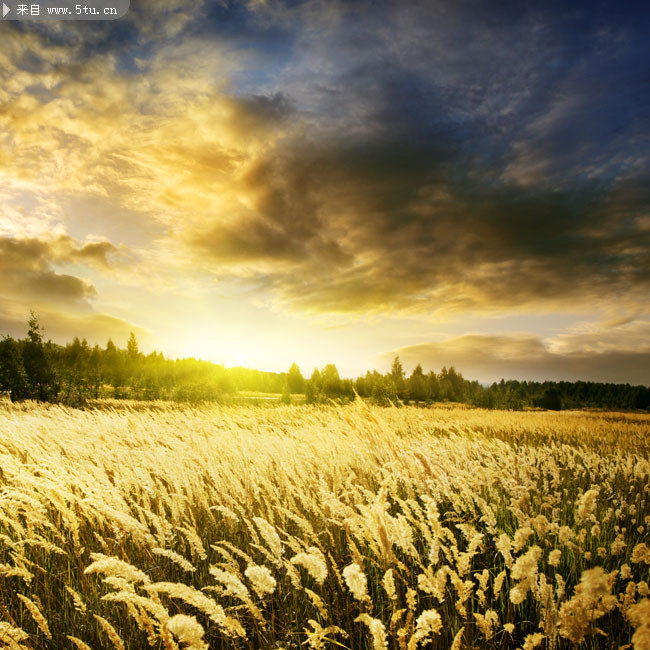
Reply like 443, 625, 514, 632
0, 314, 280, 404
1, 314, 648, 410
303, 356, 650, 411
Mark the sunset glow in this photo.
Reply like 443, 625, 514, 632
1, 1, 648, 382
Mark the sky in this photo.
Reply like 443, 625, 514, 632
1, 0, 649, 383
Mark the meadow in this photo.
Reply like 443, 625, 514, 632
0, 401, 649, 649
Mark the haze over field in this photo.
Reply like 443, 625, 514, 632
1, 0, 649, 382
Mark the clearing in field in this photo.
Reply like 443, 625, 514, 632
0, 401, 649, 649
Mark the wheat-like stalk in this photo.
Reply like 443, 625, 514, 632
0, 402, 647, 648
16, 594, 52, 640
66, 635, 93, 650
94, 615, 125, 650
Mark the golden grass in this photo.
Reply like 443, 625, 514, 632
0, 400, 648, 649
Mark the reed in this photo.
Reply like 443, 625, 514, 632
0, 400, 648, 648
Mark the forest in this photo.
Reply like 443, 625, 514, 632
1, 314, 648, 410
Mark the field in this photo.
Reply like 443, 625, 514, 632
0, 401, 649, 650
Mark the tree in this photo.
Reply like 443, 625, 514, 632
287, 362, 304, 394
0, 336, 28, 401
105, 338, 126, 398
390, 356, 406, 399
87, 345, 103, 398
371, 374, 390, 404
408, 363, 427, 402
537, 387, 562, 411
127, 332, 140, 359
22, 312, 58, 401
280, 381, 292, 405
305, 380, 318, 404
445, 366, 464, 402
390, 356, 404, 383
321, 364, 342, 397
427, 371, 440, 402
439, 366, 452, 400
304, 369, 321, 403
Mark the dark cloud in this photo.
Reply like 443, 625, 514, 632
0, 236, 93, 306
178, 0, 650, 315
0, 235, 121, 307
226, 92, 294, 136
190, 131, 649, 315
379, 330, 650, 384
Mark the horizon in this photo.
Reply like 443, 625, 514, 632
1, 1, 649, 385
4, 314, 649, 389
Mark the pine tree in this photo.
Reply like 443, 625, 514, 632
22, 312, 58, 401
390, 356, 406, 399
127, 332, 140, 358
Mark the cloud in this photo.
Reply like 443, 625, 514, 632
0, 232, 133, 355
379, 323, 650, 385
191, 140, 649, 317
0, 232, 145, 348
0, 235, 98, 306
0, 296, 146, 347
70, 240, 120, 268
0, 233, 121, 269
0, 0, 648, 324
174, 1, 650, 317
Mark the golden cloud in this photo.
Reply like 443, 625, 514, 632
1, 11, 648, 323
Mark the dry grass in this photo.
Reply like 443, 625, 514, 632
0, 400, 648, 649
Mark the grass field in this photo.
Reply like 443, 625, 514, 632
0, 401, 649, 649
